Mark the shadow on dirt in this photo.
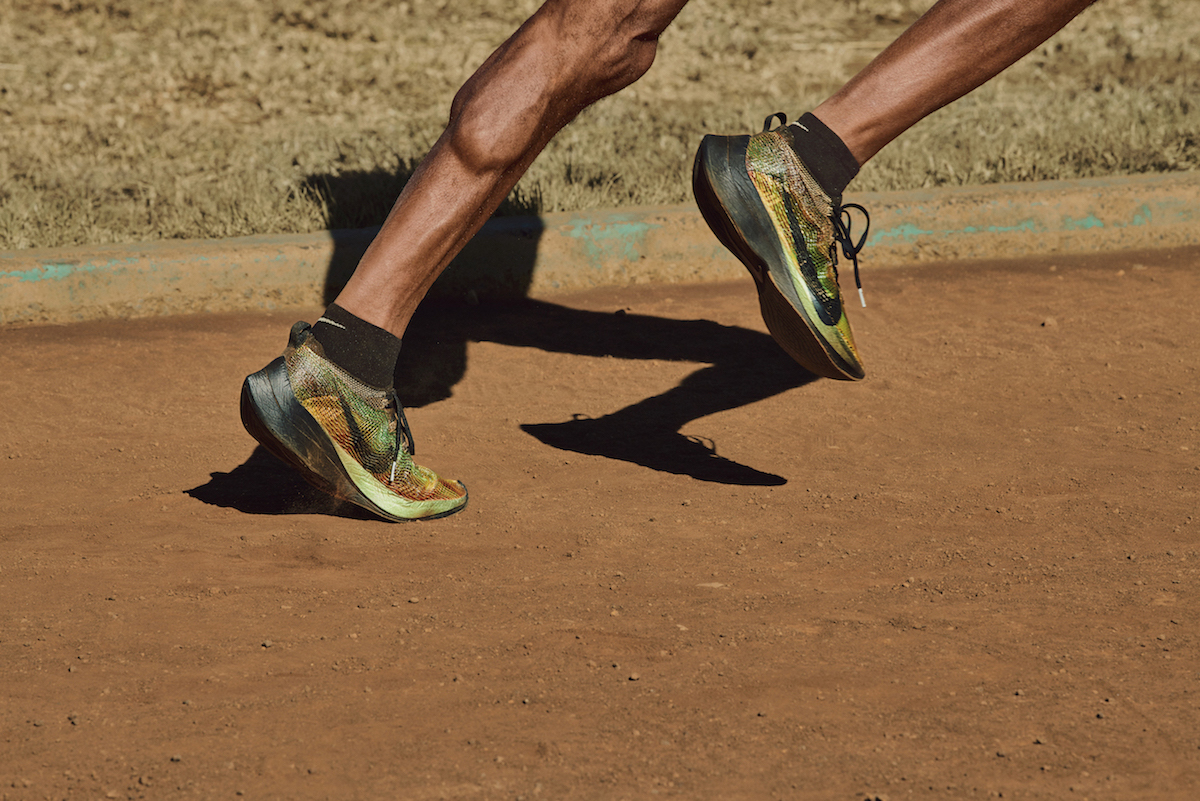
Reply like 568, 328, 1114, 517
188, 301, 814, 517
187, 169, 817, 519
186, 446, 380, 520
399, 298, 817, 486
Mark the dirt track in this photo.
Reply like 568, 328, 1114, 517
2, 246, 1199, 799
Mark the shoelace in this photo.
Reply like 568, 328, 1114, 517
834, 202, 869, 308
384, 389, 416, 483
762, 112, 870, 307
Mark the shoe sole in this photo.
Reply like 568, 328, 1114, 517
693, 134, 864, 381
240, 358, 466, 522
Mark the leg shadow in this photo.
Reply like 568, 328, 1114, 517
399, 298, 817, 485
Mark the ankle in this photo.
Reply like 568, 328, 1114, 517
310, 303, 402, 388
787, 112, 860, 201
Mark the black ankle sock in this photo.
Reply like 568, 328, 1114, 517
310, 303, 402, 388
788, 112, 860, 201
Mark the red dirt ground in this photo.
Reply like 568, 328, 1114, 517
2, 246, 1199, 800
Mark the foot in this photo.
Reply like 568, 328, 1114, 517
240, 322, 468, 521
693, 113, 869, 380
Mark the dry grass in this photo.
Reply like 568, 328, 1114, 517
1, 0, 1197, 250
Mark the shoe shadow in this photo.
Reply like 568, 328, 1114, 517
185, 446, 380, 520
396, 298, 818, 486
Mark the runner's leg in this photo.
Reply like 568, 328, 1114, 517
814, 0, 1098, 165
333, 0, 689, 338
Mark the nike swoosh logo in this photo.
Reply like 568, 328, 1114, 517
781, 189, 841, 326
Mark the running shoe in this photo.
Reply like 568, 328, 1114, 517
240, 321, 467, 521
693, 113, 869, 380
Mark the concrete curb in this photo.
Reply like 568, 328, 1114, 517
2, 171, 1197, 326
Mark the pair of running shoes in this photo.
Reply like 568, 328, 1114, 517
240, 114, 871, 521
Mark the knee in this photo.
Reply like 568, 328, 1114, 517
595, 34, 660, 98
444, 54, 556, 175
556, 0, 676, 99
442, 0, 679, 174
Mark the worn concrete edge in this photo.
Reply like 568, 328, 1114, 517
2, 171, 1197, 326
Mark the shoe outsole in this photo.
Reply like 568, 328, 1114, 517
240, 358, 466, 522
693, 134, 864, 381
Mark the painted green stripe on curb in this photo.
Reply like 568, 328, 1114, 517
2, 171, 1197, 326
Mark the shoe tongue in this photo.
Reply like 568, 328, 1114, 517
786, 112, 860, 202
